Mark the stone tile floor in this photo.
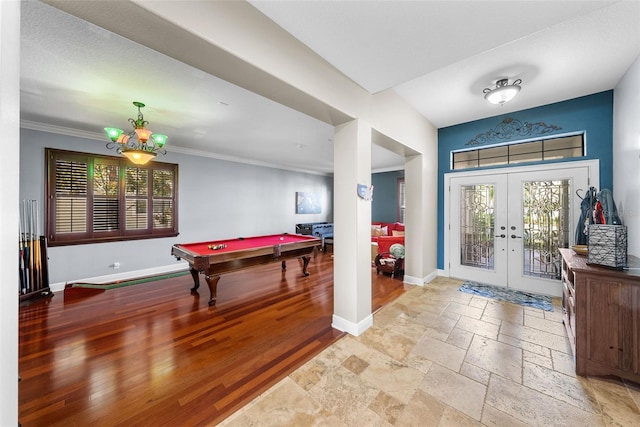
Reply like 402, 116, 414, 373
220, 277, 640, 426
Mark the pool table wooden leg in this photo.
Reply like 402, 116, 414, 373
204, 274, 221, 306
302, 256, 311, 276
189, 268, 200, 292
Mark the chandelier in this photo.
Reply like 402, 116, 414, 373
104, 101, 168, 165
483, 78, 522, 105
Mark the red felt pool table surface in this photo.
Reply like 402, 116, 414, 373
171, 233, 322, 306
176, 233, 319, 256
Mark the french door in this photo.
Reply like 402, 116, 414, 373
448, 163, 593, 296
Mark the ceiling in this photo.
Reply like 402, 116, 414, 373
20, 1, 640, 174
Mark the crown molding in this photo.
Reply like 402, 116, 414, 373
20, 120, 332, 177
21, 120, 104, 142
168, 145, 332, 176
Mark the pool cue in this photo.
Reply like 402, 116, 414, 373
18, 203, 25, 294
28, 200, 34, 294
23, 201, 28, 293
29, 200, 35, 293
22, 201, 30, 294
35, 200, 42, 290
22, 200, 28, 294
32, 200, 41, 290
33, 200, 41, 290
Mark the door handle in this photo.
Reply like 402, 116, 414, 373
511, 234, 522, 239
495, 234, 506, 238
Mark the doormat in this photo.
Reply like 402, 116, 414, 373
68, 270, 189, 290
458, 281, 554, 312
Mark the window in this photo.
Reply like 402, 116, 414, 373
451, 134, 584, 170
46, 148, 178, 246
398, 178, 405, 223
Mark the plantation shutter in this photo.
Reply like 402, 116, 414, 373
46, 148, 179, 246
125, 167, 149, 230
93, 159, 120, 233
152, 169, 174, 229
50, 152, 89, 241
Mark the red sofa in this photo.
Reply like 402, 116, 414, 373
371, 222, 405, 256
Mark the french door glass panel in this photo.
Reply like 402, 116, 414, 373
450, 175, 508, 287
459, 184, 495, 270
521, 179, 570, 280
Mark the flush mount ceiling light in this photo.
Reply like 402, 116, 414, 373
483, 78, 522, 105
104, 101, 168, 165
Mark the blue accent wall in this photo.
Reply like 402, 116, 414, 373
437, 90, 613, 270
372, 170, 404, 223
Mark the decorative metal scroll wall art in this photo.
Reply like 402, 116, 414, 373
466, 117, 561, 146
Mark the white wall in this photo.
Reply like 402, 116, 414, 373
0, 1, 20, 424
613, 54, 640, 257
21, 128, 333, 287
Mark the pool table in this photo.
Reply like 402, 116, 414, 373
171, 233, 322, 306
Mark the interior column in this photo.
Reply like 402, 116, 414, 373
404, 153, 438, 285
0, 0, 21, 424
332, 119, 373, 335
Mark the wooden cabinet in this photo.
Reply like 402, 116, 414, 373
559, 248, 640, 382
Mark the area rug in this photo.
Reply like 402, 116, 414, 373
458, 281, 554, 311
69, 270, 189, 290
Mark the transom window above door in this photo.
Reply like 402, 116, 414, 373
451, 134, 584, 170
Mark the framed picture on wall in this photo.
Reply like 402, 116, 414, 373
296, 192, 321, 214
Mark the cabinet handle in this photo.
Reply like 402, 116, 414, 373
495, 234, 506, 238
511, 234, 522, 239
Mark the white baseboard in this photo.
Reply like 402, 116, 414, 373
332, 313, 373, 336
424, 270, 439, 284
49, 261, 190, 293
403, 269, 439, 286
402, 274, 422, 285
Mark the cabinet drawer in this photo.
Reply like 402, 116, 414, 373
562, 280, 576, 349
568, 295, 575, 340
563, 273, 575, 295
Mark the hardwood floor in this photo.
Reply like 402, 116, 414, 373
19, 251, 408, 426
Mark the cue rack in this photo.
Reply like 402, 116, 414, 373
19, 200, 52, 303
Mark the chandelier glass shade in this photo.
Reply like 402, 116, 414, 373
104, 101, 167, 165
483, 79, 522, 105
